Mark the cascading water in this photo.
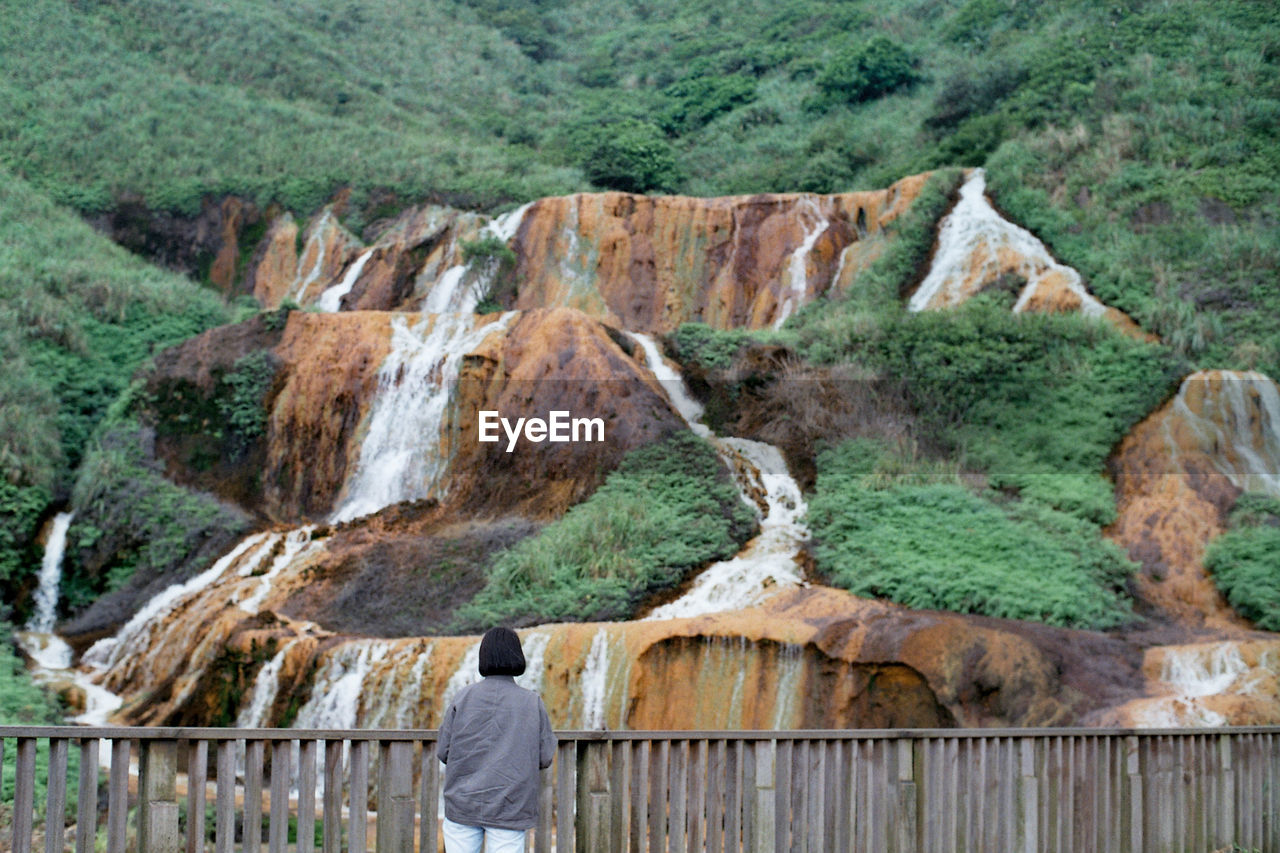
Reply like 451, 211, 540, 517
909, 169, 1107, 317
26, 511, 73, 635
1167, 370, 1280, 497
578, 629, 611, 729
291, 210, 338, 305
293, 641, 395, 730
1125, 642, 1279, 728
316, 248, 375, 313
236, 642, 295, 728
629, 333, 809, 618
329, 312, 514, 523
772, 197, 829, 329
422, 203, 532, 315
83, 531, 279, 674
15, 512, 124, 725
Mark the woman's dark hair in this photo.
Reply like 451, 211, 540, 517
478, 626, 526, 677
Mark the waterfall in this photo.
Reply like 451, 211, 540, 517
236, 527, 317, 614
292, 210, 338, 305
1124, 641, 1278, 728
315, 248, 375, 312
1159, 643, 1250, 698
82, 531, 279, 673
422, 203, 532, 315
628, 334, 809, 619
25, 511, 74, 635
645, 439, 807, 620
627, 333, 710, 437
1169, 370, 1280, 497
440, 641, 483, 712
578, 629, 611, 730
236, 642, 295, 728
909, 169, 1106, 317
14, 513, 124, 725
773, 197, 829, 329
293, 641, 394, 730
329, 311, 515, 523
516, 631, 551, 693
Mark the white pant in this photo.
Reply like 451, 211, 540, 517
441, 817, 527, 853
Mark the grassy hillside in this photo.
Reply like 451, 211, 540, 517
3, 0, 1275, 364
0, 171, 230, 612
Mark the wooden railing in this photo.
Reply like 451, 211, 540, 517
1, 726, 1277, 853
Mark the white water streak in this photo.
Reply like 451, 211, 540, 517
629, 334, 809, 619
627, 333, 710, 437
516, 631, 551, 693
330, 312, 515, 523
293, 641, 393, 729
773, 198, 829, 329
82, 531, 277, 672
911, 169, 1106, 318
1171, 370, 1280, 497
236, 642, 294, 728
26, 511, 74, 633
237, 527, 316, 614
293, 210, 337, 305
316, 248, 374, 312
441, 641, 482, 711
579, 629, 611, 729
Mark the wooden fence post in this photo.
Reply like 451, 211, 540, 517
1017, 737, 1037, 853
575, 741, 611, 853
138, 739, 180, 853
376, 741, 413, 853
752, 741, 775, 853
894, 739, 918, 852
1126, 735, 1142, 853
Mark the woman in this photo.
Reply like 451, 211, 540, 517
437, 627, 557, 853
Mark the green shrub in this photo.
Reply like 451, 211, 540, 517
807, 297, 1182, 523
577, 119, 683, 193
668, 323, 752, 371
1205, 493, 1280, 630
63, 413, 249, 614
659, 72, 757, 135
462, 235, 519, 312
452, 432, 755, 629
0, 484, 52, 607
815, 36, 919, 106
218, 351, 279, 448
807, 439, 1136, 629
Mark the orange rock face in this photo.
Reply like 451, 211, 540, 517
99, 540, 1147, 730
445, 307, 687, 518
249, 208, 361, 309
1107, 370, 1280, 629
507, 177, 926, 333
263, 311, 398, 520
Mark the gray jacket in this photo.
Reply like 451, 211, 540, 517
436, 675, 557, 830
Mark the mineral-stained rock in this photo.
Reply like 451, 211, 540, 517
505, 177, 927, 333
1107, 369, 1280, 629
444, 307, 687, 518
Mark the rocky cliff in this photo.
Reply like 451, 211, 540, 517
44, 173, 1280, 733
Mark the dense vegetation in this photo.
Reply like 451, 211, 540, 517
0, 171, 229, 622
2, 0, 1275, 378
452, 432, 755, 630
807, 440, 1137, 629
1204, 494, 1280, 631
